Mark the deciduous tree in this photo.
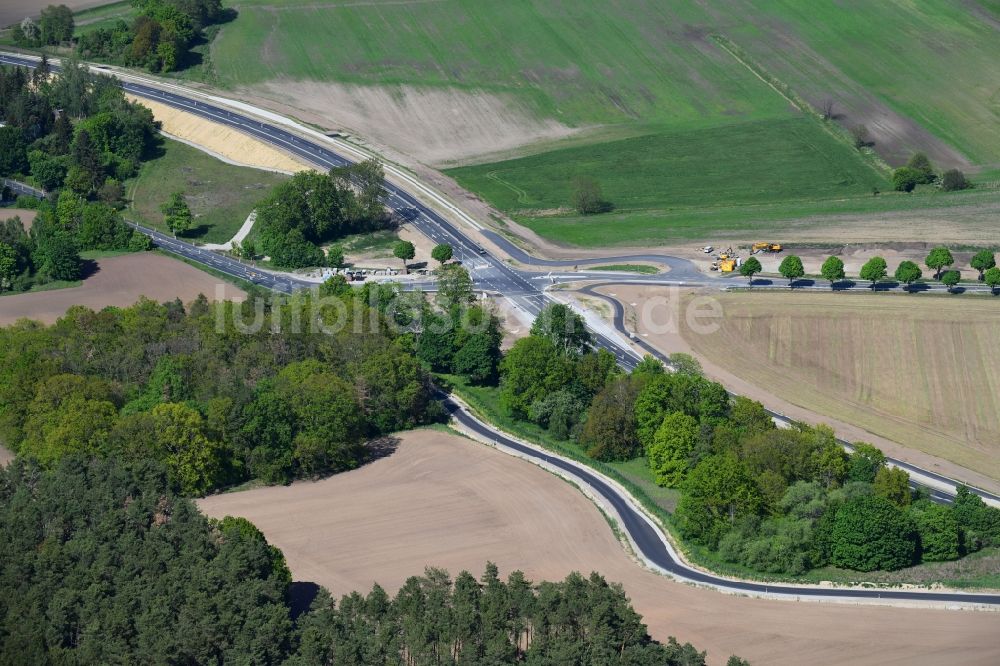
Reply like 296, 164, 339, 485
830, 495, 917, 571
778, 255, 804, 287
431, 243, 453, 265
925, 246, 954, 279
894, 260, 922, 291
970, 250, 995, 281
739, 256, 761, 285
820, 255, 845, 287
859, 256, 887, 290
648, 411, 700, 486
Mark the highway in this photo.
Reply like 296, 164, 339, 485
3, 52, 998, 606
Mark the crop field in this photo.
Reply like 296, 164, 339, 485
679, 292, 1000, 481
129, 138, 286, 244
724, 0, 1000, 167
0, 253, 245, 326
210, 0, 792, 128
193, 0, 1000, 245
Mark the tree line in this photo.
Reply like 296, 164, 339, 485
255, 163, 393, 269
0, 289, 440, 494
12, 0, 230, 74
0, 456, 746, 665
0, 60, 181, 290
891, 152, 970, 193
739, 247, 998, 293
0, 60, 160, 197
496, 304, 1000, 574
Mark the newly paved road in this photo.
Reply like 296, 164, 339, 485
447, 396, 1000, 606
5, 52, 998, 605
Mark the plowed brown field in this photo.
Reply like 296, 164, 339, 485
198, 429, 1000, 666
0, 253, 244, 325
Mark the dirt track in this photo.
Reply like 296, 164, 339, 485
0, 253, 245, 326
198, 429, 1000, 666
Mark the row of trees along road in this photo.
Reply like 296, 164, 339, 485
496, 304, 1000, 574
1, 456, 747, 664
738, 248, 999, 293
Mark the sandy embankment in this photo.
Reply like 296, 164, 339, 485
199, 430, 1000, 666
128, 96, 315, 174
0, 253, 245, 326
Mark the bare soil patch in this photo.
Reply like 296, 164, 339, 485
0, 445, 13, 468
251, 80, 580, 168
0, 253, 245, 326
589, 285, 1000, 494
0, 208, 37, 231
128, 96, 314, 173
198, 429, 1000, 666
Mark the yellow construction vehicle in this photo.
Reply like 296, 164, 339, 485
719, 259, 736, 272
769, 243, 782, 252
752, 242, 769, 253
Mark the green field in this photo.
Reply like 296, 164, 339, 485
72, 1, 136, 35
129, 138, 286, 244
448, 117, 892, 244
209, 0, 792, 129
187, 0, 1000, 245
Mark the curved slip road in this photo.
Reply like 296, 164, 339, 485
445, 395, 1000, 606
5, 53, 998, 604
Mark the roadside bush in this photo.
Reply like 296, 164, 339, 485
910, 501, 960, 562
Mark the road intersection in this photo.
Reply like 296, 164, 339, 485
3, 51, 998, 606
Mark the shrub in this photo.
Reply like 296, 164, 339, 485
830, 495, 917, 571
892, 167, 921, 192
941, 169, 970, 191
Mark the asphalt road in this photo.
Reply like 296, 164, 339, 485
4, 52, 998, 605
446, 396, 1000, 605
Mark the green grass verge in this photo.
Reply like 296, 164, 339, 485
72, 1, 137, 35
129, 137, 286, 245
438, 372, 999, 591
338, 229, 401, 258
0, 278, 81, 297
79, 249, 138, 260
589, 264, 660, 274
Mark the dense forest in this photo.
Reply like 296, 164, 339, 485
0, 456, 741, 665
492, 304, 1000, 574
0, 61, 159, 289
0, 287, 440, 494
253, 163, 394, 269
